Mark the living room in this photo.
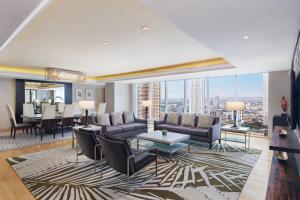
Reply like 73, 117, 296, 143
0, 0, 299, 200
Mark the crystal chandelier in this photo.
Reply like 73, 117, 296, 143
45, 68, 87, 83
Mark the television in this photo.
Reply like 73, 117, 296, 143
289, 31, 300, 130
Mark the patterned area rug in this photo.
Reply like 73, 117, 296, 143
7, 141, 261, 200
0, 131, 72, 151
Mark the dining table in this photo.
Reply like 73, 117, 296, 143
22, 113, 82, 121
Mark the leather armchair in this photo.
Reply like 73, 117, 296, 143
100, 136, 157, 192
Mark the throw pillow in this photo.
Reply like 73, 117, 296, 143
182, 113, 195, 127
166, 112, 179, 125
198, 115, 215, 128
97, 113, 111, 126
111, 112, 124, 126
123, 112, 134, 123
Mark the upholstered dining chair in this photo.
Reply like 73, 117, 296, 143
97, 103, 106, 116
74, 129, 102, 172
6, 104, 32, 139
23, 104, 37, 133
57, 104, 74, 137
100, 136, 158, 192
57, 103, 65, 113
36, 105, 56, 140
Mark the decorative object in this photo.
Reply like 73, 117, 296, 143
75, 89, 84, 100
278, 129, 288, 137
79, 100, 95, 127
281, 96, 288, 112
226, 101, 245, 128
85, 89, 94, 100
45, 68, 86, 83
274, 151, 288, 161
162, 129, 168, 136
142, 100, 151, 120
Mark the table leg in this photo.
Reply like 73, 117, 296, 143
188, 140, 191, 153
137, 138, 139, 150
244, 133, 246, 153
169, 145, 172, 162
225, 131, 227, 145
72, 130, 75, 148
248, 131, 250, 149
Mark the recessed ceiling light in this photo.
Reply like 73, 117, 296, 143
141, 26, 151, 31
243, 35, 249, 40
102, 42, 109, 45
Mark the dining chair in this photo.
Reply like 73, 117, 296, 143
97, 103, 106, 116
100, 136, 157, 192
36, 105, 57, 141
57, 104, 74, 137
6, 104, 32, 139
57, 103, 65, 113
23, 103, 37, 134
41, 103, 50, 113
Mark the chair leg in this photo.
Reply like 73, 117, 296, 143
10, 127, 13, 138
40, 128, 43, 141
13, 128, 16, 139
209, 143, 212, 149
100, 150, 103, 178
62, 126, 64, 137
155, 148, 158, 176
53, 128, 56, 139
219, 139, 221, 144
94, 145, 97, 172
127, 157, 131, 193
76, 142, 79, 165
22, 128, 24, 133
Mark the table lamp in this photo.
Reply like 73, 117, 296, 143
79, 100, 95, 127
142, 100, 151, 120
226, 101, 245, 128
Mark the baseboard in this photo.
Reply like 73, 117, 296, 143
0, 127, 10, 133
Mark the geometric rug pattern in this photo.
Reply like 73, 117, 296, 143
0, 131, 72, 152
7, 141, 261, 200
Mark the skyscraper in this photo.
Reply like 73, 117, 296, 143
189, 79, 206, 114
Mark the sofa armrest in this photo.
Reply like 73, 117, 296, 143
208, 122, 221, 143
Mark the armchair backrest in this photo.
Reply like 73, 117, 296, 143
58, 103, 65, 113
6, 104, 16, 127
75, 129, 101, 160
42, 105, 56, 120
100, 136, 134, 175
97, 103, 106, 116
63, 104, 74, 118
23, 104, 34, 117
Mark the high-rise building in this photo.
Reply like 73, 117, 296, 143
189, 79, 206, 113
137, 82, 161, 119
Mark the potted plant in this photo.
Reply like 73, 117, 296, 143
162, 129, 168, 136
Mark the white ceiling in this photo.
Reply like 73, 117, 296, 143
0, 0, 42, 47
0, 0, 220, 76
142, 0, 300, 74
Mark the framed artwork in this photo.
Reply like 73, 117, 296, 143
85, 89, 94, 100
75, 89, 84, 100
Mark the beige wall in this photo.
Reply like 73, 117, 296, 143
268, 70, 290, 136
104, 83, 133, 113
72, 83, 105, 111
0, 78, 16, 130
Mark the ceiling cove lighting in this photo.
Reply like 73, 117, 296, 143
141, 26, 151, 31
45, 68, 87, 83
102, 42, 109, 45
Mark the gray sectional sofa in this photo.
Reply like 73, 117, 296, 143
96, 112, 147, 140
154, 113, 221, 148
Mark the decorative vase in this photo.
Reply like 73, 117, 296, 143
281, 96, 288, 113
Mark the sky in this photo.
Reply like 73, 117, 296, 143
166, 73, 264, 99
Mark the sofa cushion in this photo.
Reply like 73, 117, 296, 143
97, 113, 111, 126
181, 113, 195, 127
155, 124, 180, 132
111, 112, 124, 126
106, 126, 124, 135
198, 115, 214, 128
123, 112, 135, 124
132, 123, 147, 130
179, 127, 209, 137
117, 124, 136, 132
166, 112, 179, 125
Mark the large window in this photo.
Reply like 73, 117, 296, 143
135, 73, 268, 136
167, 80, 185, 113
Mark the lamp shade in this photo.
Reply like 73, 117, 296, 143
226, 101, 245, 111
142, 100, 151, 107
79, 100, 95, 110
